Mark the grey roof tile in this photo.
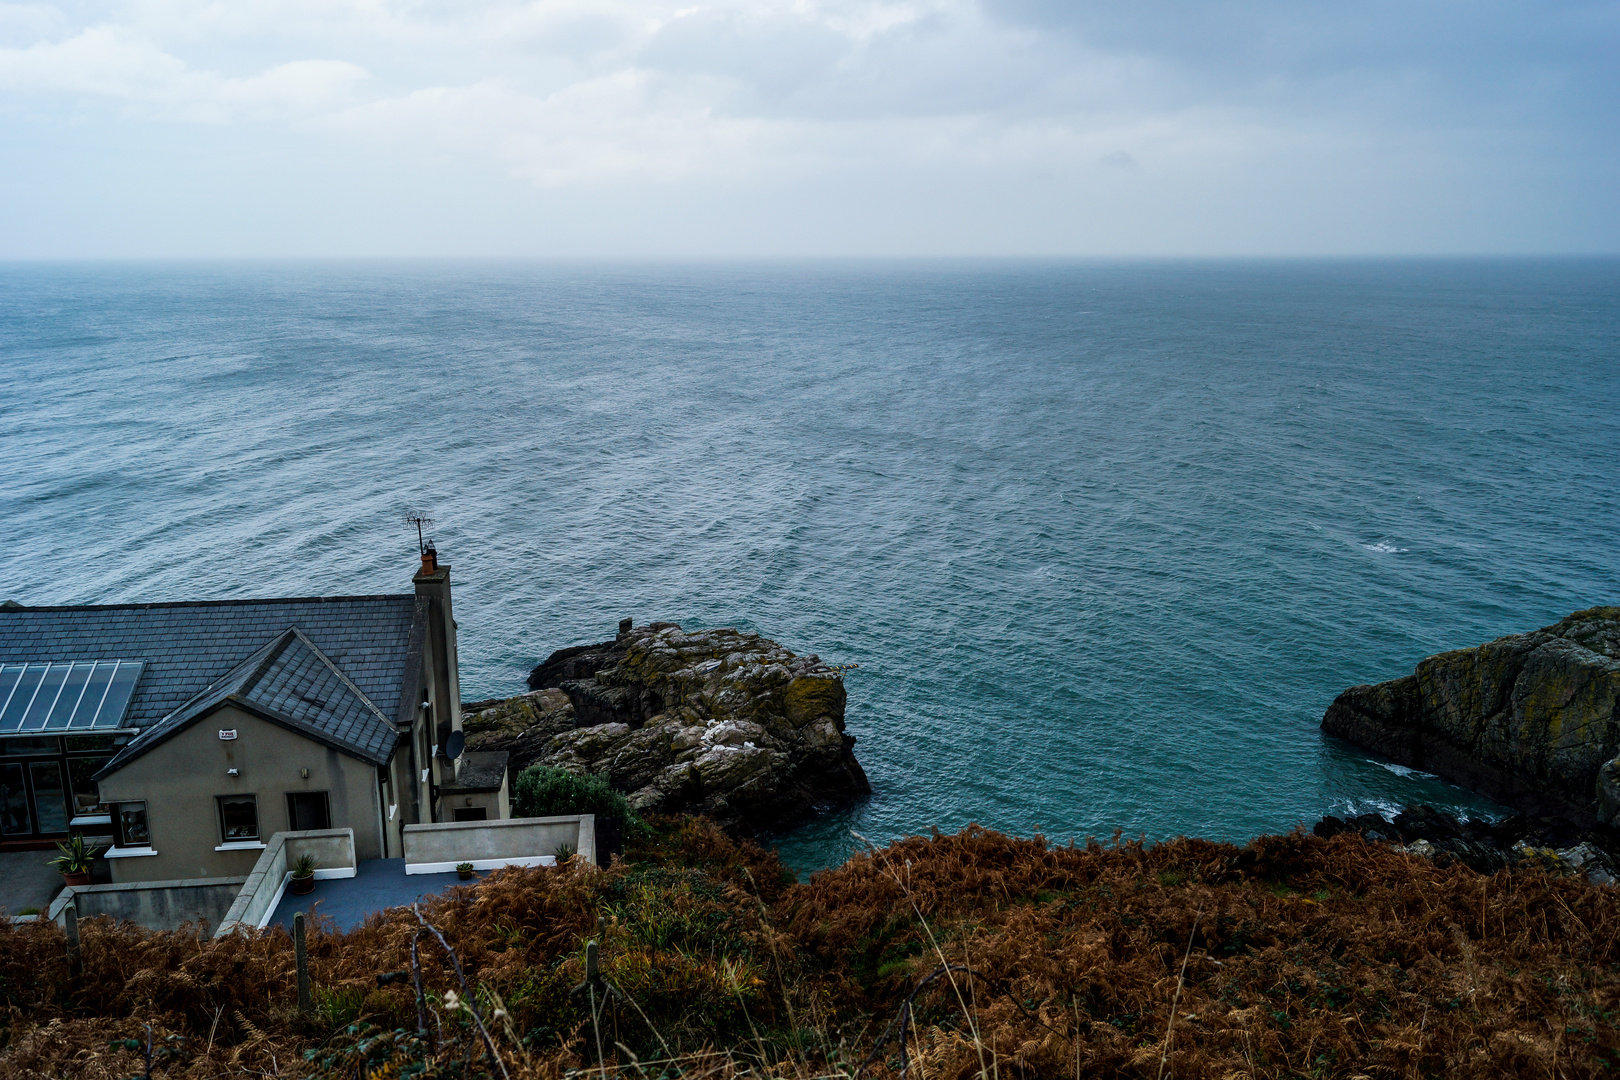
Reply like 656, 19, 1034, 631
0, 595, 417, 735
96, 627, 400, 775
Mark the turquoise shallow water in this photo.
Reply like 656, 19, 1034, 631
2, 259, 1617, 872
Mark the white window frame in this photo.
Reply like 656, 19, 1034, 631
215, 793, 264, 850
108, 800, 155, 855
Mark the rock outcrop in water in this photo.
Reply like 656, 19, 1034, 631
464, 619, 869, 833
1321, 607, 1620, 825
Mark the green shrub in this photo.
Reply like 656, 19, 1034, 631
512, 766, 634, 824
313, 985, 368, 1029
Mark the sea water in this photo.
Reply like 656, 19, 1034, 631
2, 259, 1617, 873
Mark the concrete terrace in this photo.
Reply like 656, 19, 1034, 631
267, 858, 471, 933
0, 850, 65, 917
39, 817, 589, 936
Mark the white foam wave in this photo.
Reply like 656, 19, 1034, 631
1362, 541, 1408, 553
1328, 798, 1402, 822
1374, 761, 1436, 780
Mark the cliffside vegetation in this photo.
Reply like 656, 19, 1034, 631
511, 765, 637, 827
1, 819, 1617, 1079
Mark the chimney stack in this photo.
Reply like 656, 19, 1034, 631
413, 543, 460, 788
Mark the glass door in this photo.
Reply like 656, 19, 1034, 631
29, 762, 69, 835
0, 763, 29, 835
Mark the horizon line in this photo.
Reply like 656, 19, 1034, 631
2, 252, 1618, 265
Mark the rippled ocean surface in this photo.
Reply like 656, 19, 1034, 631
3, 260, 1617, 871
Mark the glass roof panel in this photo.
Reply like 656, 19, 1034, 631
19, 665, 67, 731
0, 666, 23, 720
68, 663, 116, 729
93, 661, 144, 729
0, 665, 46, 731
0, 662, 145, 732
45, 663, 92, 730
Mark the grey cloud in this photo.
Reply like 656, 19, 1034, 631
634, 8, 1091, 122
979, 0, 1620, 116
627, 0, 1620, 133
522, 14, 628, 58
0, 0, 1614, 256
638, 9, 851, 103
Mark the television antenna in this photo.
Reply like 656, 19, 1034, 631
404, 511, 435, 555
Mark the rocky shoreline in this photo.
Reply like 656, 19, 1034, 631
1315, 606, 1620, 887
1313, 803, 1618, 885
464, 619, 869, 834
462, 607, 1620, 887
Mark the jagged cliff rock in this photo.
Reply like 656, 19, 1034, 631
467, 620, 870, 833
463, 687, 577, 773
1322, 607, 1620, 825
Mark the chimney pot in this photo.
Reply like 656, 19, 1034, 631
420, 543, 438, 575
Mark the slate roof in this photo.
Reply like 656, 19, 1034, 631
96, 628, 400, 776
441, 750, 509, 794
0, 595, 420, 737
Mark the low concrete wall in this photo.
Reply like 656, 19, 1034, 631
401, 815, 591, 874
49, 877, 246, 935
285, 829, 355, 876
214, 828, 356, 937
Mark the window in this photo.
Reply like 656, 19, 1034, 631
66, 733, 129, 822
0, 733, 129, 835
113, 801, 149, 847
67, 759, 107, 819
286, 791, 330, 831
217, 795, 259, 842
1, 737, 60, 757
452, 806, 487, 822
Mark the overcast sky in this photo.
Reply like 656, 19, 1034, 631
2, 0, 1616, 257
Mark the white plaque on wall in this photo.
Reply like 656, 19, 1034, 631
218, 729, 238, 740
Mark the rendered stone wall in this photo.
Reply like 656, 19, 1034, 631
401, 814, 590, 872
51, 877, 246, 935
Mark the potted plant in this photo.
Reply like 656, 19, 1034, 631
553, 842, 574, 866
456, 861, 475, 880
49, 834, 100, 887
290, 854, 317, 895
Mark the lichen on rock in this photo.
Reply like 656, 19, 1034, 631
463, 687, 577, 769
468, 619, 870, 833
1321, 606, 1620, 825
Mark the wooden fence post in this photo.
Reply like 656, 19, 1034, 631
64, 901, 81, 977
294, 912, 312, 1012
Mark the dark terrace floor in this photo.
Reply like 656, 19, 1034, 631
0, 850, 65, 917
268, 858, 475, 934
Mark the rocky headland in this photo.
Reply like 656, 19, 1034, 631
463, 619, 869, 833
1322, 606, 1620, 825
